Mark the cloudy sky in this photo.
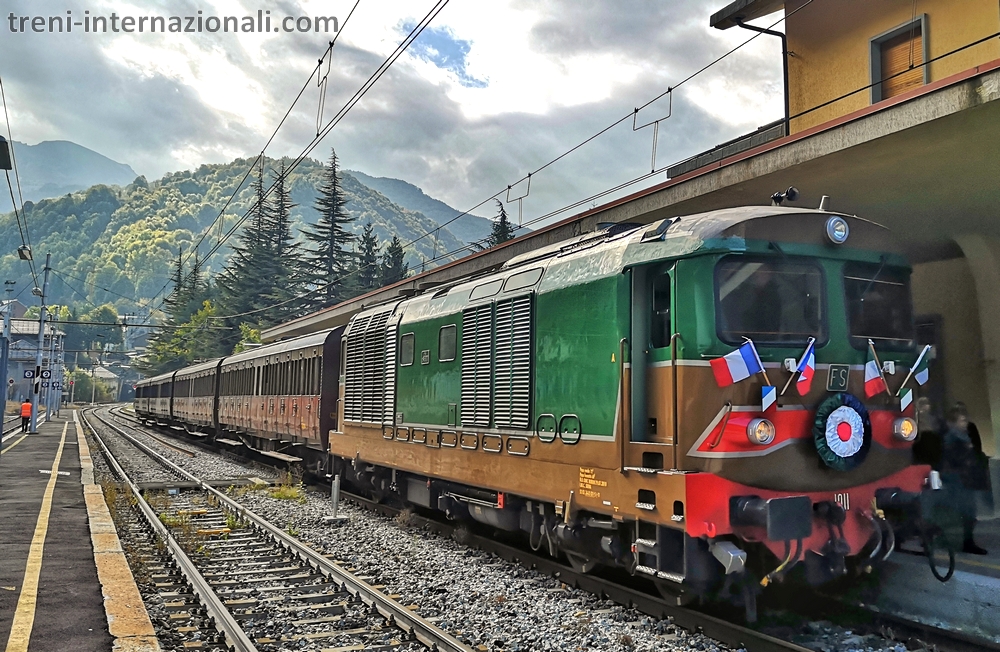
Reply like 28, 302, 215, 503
0, 0, 785, 226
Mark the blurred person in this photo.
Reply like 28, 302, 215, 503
942, 405, 988, 554
19, 398, 31, 433
912, 397, 942, 468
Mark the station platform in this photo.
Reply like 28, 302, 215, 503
0, 411, 159, 652
869, 511, 1000, 642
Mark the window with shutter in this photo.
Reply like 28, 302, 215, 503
872, 19, 925, 103
493, 295, 532, 429
461, 303, 493, 427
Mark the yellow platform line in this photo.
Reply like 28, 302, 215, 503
4, 422, 67, 652
0, 434, 28, 455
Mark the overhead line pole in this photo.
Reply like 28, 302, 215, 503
29, 253, 50, 433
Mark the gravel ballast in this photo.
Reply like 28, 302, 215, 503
101, 409, 915, 652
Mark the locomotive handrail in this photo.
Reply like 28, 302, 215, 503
619, 337, 630, 475
670, 332, 681, 470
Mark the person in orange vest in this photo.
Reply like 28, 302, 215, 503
20, 398, 31, 433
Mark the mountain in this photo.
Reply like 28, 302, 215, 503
347, 170, 498, 244
0, 140, 138, 212
0, 156, 468, 312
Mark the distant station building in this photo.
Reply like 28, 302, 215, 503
266, 2, 1000, 460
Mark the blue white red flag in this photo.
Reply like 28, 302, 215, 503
711, 341, 763, 387
795, 337, 816, 396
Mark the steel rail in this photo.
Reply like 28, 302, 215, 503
123, 405, 1000, 652
81, 409, 261, 652
342, 491, 814, 652
118, 406, 811, 652
92, 408, 473, 652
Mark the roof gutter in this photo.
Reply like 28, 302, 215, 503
735, 19, 790, 136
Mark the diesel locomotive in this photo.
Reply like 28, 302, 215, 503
136, 204, 938, 611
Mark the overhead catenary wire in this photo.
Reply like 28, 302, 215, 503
193, 0, 452, 275
139, 0, 363, 316
203, 2, 817, 322
0, 73, 39, 287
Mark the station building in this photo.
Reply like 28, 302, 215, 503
266, 1, 1000, 469
5, 318, 63, 404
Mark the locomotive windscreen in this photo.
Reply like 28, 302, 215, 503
844, 261, 914, 349
715, 256, 826, 345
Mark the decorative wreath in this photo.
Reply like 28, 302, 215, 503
813, 393, 871, 471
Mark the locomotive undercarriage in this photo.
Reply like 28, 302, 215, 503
134, 412, 923, 621
324, 454, 882, 620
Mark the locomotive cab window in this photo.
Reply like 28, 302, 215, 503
651, 273, 671, 349
844, 261, 914, 349
439, 325, 457, 362
715, 257, 826, 345
400, 332, 415, 366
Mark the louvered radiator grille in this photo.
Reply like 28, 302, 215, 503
494, 295, 532, 429
460, 303, 493, 427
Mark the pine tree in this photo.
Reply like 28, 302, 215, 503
355, 222, 380, 293
162, 247, 188, 324
487, 199, 515, 247
380, 235, 409, 286
259, 161, 303, 321
300, 148, 355, 310
216, 160, 276, 348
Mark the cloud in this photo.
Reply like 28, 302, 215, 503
0, 0, 788, 232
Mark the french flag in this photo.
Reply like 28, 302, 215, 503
711, 341, 763, 387
796, 338, 816, 396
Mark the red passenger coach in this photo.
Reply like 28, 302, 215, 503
173, 359, 221, 430
136, 370, 176, 422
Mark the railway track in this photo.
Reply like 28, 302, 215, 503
83, 408, 473, 652
105, 408, 823, 652
110, 406, 1000, 652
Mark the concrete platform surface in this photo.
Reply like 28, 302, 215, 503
870, 518, 1000, 643
0, 411, 158, 652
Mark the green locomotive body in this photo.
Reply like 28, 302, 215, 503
332, 205, 929, 594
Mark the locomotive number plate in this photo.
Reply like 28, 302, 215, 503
826, 364, 850, 392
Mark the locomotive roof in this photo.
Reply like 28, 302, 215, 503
396, 206, 900, 324
502, 206, 895, 270
221, 328, 334, 366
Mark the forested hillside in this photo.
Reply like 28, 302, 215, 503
0, 156, 468, 311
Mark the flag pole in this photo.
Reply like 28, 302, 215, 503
745, 337, 771, 386
780, 370, 797, 396
869, 339, 891, 396
780, 337, 814, 397
895, 344, 930, 396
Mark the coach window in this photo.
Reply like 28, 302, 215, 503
651, 273, 671, 349
439, 325, 457, 362
400, 333, 415, 366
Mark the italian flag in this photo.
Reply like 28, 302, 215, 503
864, 341, 887, 398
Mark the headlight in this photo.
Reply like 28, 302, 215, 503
747, 418, 775, 445
893, 417, 917, 442
825, 216, 850, 244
